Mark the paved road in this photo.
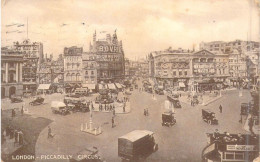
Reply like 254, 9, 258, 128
2, 86, 252, 162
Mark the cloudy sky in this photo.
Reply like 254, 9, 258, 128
1, 0, 259, 59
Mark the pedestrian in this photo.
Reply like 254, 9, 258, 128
101, 104, 103, 111
219, 105, 222, 113
113, 109, 115, 116
123, 104, 125, 112
18, 131, 24, 145
239, 115, 242, 123
112, 117, 114, 128
21, 106, 24, 116
146, 108, 149, 116
14, 130, 18, 146
248, 118, 254, 134
110, 104, 112, 111
48, 126, 52, 138
12, 109, 16, 118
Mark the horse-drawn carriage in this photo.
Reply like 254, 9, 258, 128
29, 97, 44, 106
162, 112, 176, 127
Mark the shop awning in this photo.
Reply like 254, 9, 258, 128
99, 84, 108, 89
108, 83, 116, 89
38, 84, 51, 90
82, 84, 96, 90
179, 82, 186, 88
115, 83, 122, 89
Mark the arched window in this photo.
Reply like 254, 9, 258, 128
76, 73, 81, 81
66, 73, 71, 81
71, 73, 76, 81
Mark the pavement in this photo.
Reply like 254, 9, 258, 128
1, 83, 257, 162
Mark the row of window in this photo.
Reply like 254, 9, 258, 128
65, 73, 81, 81
65, 56, 81, 62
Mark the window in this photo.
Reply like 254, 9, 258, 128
179, 71, 182, 76
85, 71, 88, 75
91, 71, 94, 75
184, 71, 187, 76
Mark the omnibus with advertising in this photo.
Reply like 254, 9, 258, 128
202, 133, 259, 162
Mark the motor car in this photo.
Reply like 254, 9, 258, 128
202, 109, 218, 125
162, 112, 176, 127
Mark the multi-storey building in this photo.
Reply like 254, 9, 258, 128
200, 40, 259, 53
82, 52, 97, 84
37, 54, 64, 92
89, 31, 125, 83
64, 46, 83, 92
148, 48, 230, 91
149, 48, 192, 89
1, 48, 23, 98
125, 58, 130, 78
13, 39, 43, 94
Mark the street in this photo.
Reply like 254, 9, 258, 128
2, 84, 252, 162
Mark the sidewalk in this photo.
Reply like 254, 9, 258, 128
243, 114, 260, 134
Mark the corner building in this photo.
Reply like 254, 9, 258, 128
89, 31, 125, 83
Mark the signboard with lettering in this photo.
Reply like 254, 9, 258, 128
226, 145, 257, 151
98, 45, 121, 53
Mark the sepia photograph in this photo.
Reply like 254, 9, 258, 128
1, 0, 260, 161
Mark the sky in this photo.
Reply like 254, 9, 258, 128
1, 0, 260, 60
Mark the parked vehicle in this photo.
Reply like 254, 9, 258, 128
29, 97, 44, 106
202, 109, 218, 125
51, 101, 70, 115
154, 86, 164, 95
10, 96, 23, 103
118, 130, 158, 161
162, 112, 176, 127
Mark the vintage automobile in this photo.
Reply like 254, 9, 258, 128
70, 102, 90, 113
29, 97, 44, 106
144, 85, 153, 93
118, 130, 158, 161
70, 147, 104, 162
162, 112, 176, 127
154, 86, 164, 95
10, 96, 23, 103
130, 86, 134, 91
167, 95, 181, 108
134, 84, 138, 89
51, 101, 70, 115
202, 109, 218, 125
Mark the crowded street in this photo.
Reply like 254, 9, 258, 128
1, 78, 254, 161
